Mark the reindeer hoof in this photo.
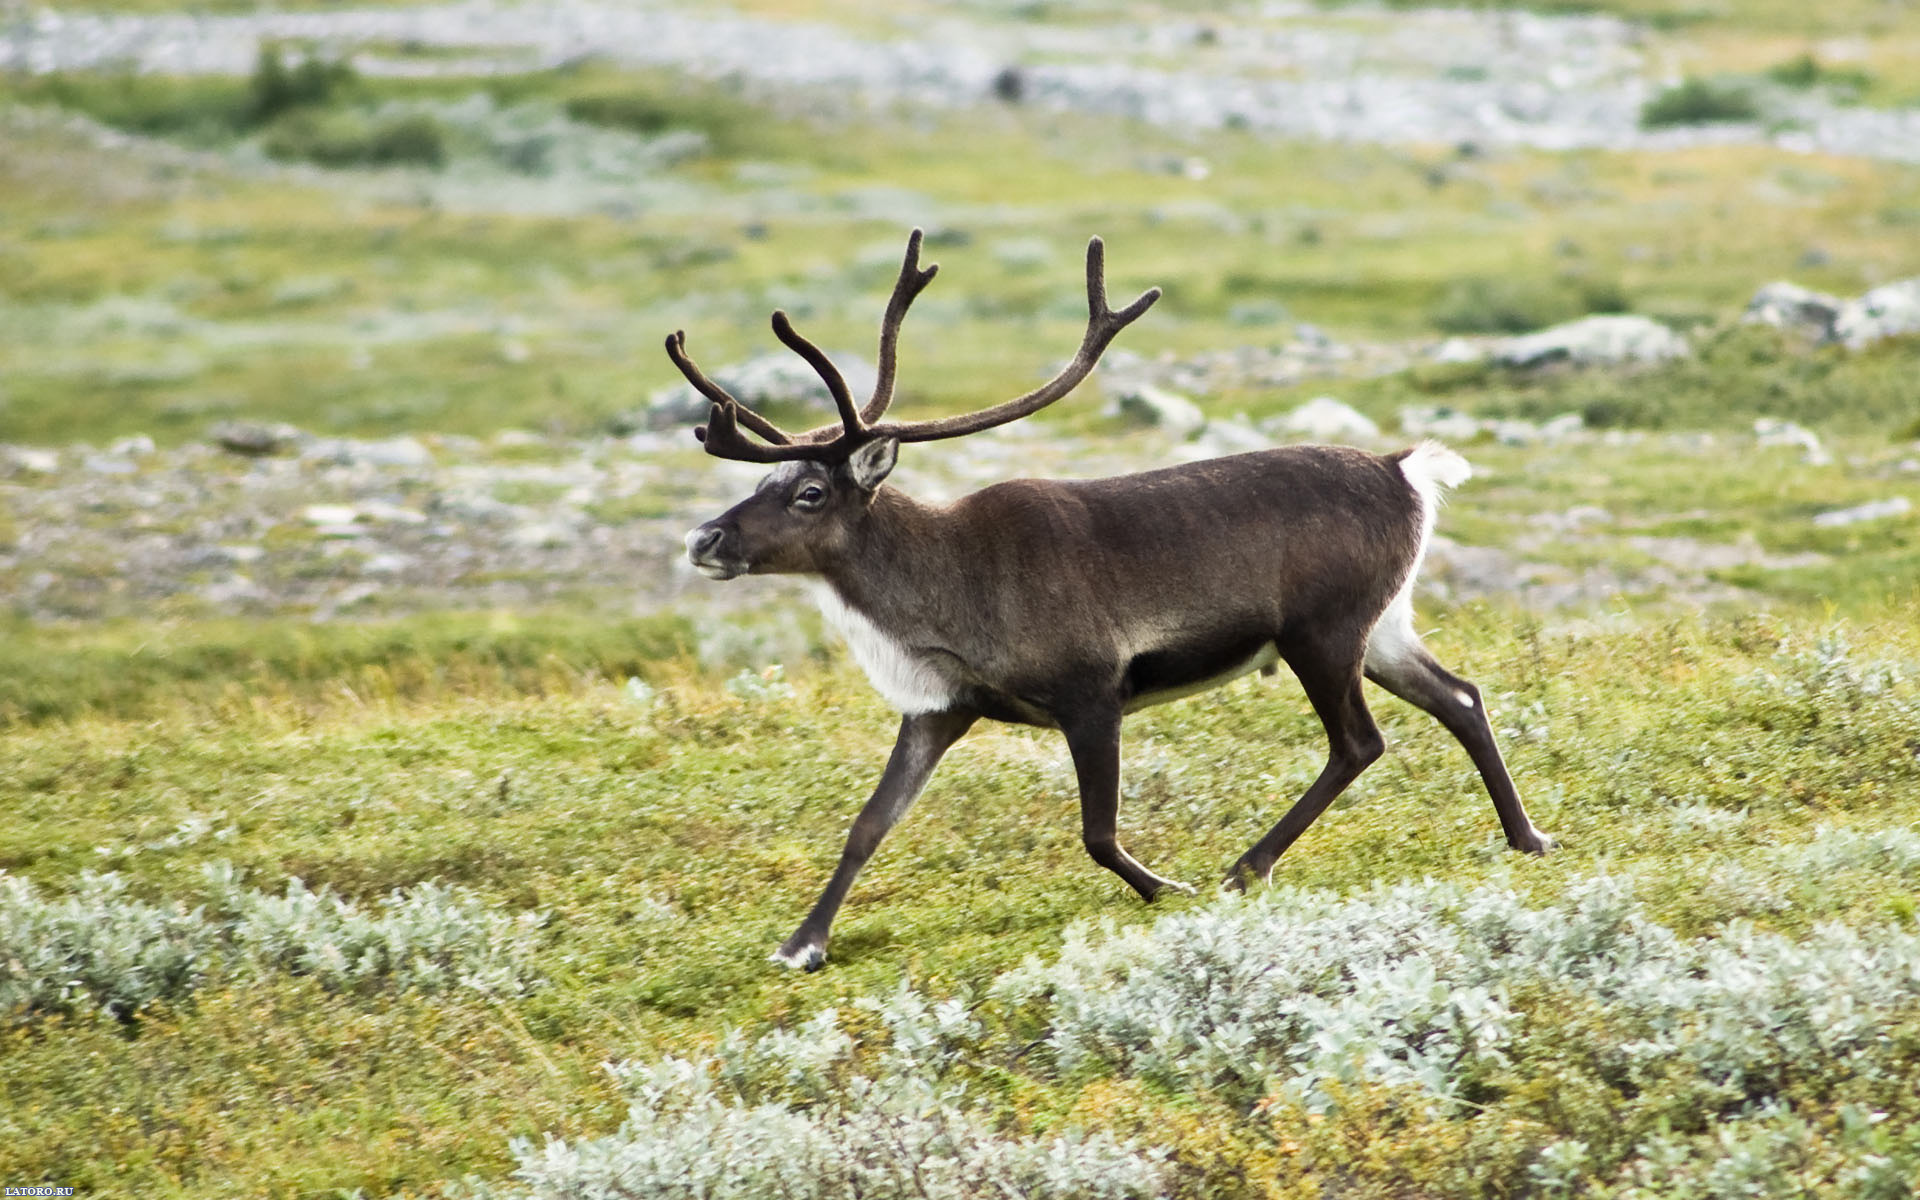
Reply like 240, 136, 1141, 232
770, 939, 828, 971
1220, 859, 1269, 893
1513, 828, 1556, 856
1151, 879, 1197, 899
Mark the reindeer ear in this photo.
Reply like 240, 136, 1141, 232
845, 437, 898, 492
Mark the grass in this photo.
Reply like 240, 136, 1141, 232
4, 86, 1919, 447
4, 602, 1920, 1194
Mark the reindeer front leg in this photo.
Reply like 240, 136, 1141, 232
1059, 703, 1195, 901
773, 709, 977, 970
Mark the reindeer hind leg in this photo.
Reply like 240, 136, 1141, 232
1362, 594, 1552, 855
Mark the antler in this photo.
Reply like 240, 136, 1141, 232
670, 232, 1157, 464
665, 330, 799, 455
863, 228, 939, 425
867, 237, 1159, 444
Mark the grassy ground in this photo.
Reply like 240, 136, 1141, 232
4, 62, 1919, 447
4, 599, 1920, 1194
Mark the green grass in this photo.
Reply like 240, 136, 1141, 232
4, 603, 1920, 1194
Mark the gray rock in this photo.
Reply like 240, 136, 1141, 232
4, 446, 62, 475
1102, 382, 1207, 438
1742, 281, 1842, 341
1400, 405, 1483, 442
1175, 418, 1270, 461
1754, 417, 1831, 466
1540, 413, 1588, 442
645, 351, 879, 430
1833, 278, 1920, 350
1432, 336, 1488, 364
1271, 396, 1380, 442
1495, 315, 1689, 369
1812, 497, 1911, 527
212, 421, 300, 457
302, 436, 434, 469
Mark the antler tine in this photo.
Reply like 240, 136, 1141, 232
693, 396, 827, 463
870, 236, 1161, 445
770, 310, 867, 443
862, 228, 940, 425
666, 330, 797, 448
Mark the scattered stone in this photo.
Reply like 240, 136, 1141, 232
357, 500, 428, 525
302, 436, 434, 469
1175, 418, 1269, 461
4, 446, 61, 474
1400, 405, 1483, 442
1833, 277, 1920, 349
1102, 382, 1207, 438
108, 434, 156, 458
1495, 314, 1689, 369
1742, 281, 1842, 341
1432, 336, 1488, 364
644, 351, 879, 430
507, 520, 579, 549
212, 421, 300, 457
1754, 417, 1831, 465
1540, 413, 1587, 441
83, 453, 138, 475
302, 504, 363, 536
1529, 505, 1613, 533
1812, 497, 1912, 527
362, 551, 416, 574
199, 574, 269, 609
1270, 396, 1380, 442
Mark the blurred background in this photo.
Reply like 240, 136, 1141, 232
2, 0, 1918, 648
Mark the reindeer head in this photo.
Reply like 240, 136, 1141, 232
678, 230, 1160, 580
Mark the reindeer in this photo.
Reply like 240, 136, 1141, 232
674, 230, 1552, 970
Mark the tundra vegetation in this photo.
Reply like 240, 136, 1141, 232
2, 0, 1920, 1196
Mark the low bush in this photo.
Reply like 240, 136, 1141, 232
1641, 78, 1762, 128
1430, 275, 1630, 334
262, 109, 449, 168
0, 864, 545, 1022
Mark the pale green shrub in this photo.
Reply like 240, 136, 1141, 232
463, 995, 1164, 1200
0, 871, 217, 1019
0, 864, 544, 1021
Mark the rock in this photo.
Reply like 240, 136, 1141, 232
644, 351, 879, 430
1432, 336, 1487, 364
1754, 418, 1831, 465
1812, 497, 1911, 527
302, 504, 363, 536
1742, 281, 1842, 341
1103, 382, 1207, 438
1400, 405, 1483, 441
1529, 505, 1613, 533
1271, 396, 1380, 442
1540, 413, 1587, 442
1833, 278, 1920, 350
109, 435, 156, 458
4, 446, 62, 474
212, 421, 300, 457
1175, 418, 1270, 461
507, 521, 579, 549
1495, 314, 1688, 369
302, 436, 434, 469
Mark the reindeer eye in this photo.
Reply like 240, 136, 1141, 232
792, 483, 827, 509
